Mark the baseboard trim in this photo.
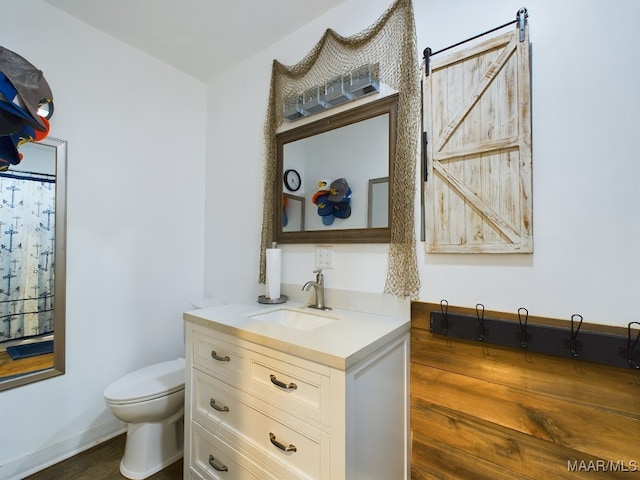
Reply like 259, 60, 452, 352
1, 419, 125, 480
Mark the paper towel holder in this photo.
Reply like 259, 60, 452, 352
258, 294, 288, 304
259, 242, 288, 304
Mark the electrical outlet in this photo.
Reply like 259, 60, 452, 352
315, 246, 334, 269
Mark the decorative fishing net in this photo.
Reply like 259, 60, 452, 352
260, 0, 420, 297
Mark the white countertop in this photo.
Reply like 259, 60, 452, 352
183, 301, 409, 370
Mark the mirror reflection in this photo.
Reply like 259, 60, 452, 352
276, 94, 397, 244
368, 177, 389, 228
0, 137, 66, 391
282, 193, 305, 232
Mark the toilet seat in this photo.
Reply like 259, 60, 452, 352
105, 357, 185, 405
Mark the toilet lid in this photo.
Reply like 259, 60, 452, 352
104, 357, 185, 404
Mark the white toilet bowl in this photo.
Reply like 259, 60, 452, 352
104, 358, 185, 480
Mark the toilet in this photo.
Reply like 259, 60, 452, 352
104, 357, 186, 480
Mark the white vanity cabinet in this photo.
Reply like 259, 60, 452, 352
183, 305, 410, 480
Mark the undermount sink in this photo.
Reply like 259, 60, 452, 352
249, 308, 337, 331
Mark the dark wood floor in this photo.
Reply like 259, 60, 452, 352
24, 433, 183, 480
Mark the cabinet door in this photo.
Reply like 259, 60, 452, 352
346, 333, 410, 480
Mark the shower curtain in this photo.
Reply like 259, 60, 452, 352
0, 172, 56, 343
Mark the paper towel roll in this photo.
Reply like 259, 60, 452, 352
265, 247, 281, 299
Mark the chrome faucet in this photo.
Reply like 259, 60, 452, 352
302, 269, 329, 310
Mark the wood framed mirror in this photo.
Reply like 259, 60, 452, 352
0, 137, 66, 392
274, 94, 398, 244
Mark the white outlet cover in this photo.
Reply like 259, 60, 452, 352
315, 247, 334, 269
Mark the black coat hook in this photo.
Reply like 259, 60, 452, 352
566, 314, 583, 357
627, 321, 640, 369
476, 303, 486, 341
439, 299, 449, 334
518, 307, 529, 348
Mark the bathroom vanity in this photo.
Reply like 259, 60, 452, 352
183, 302, 410, 480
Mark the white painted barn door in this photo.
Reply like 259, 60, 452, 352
423, 26, 532, 253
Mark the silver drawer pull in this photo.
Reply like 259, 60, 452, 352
209, 398, 229, 412
269, 432, 297, 452
211, 350, 230, 362
270, 374, 297, 390
208, 454, 228, 472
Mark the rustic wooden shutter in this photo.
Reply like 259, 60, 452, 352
423, 26, 532, 253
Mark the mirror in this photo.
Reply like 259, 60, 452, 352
275, 94, 397, 243
0, 137, 66, 391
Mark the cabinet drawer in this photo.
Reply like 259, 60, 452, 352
191, 422, 278, 480
193, 330, 248, 382
188, 467, 207, 480
193, 370, 325, 479
247, 350, 329, 425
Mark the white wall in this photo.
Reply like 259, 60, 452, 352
0, 1, 206, 477
204, 0, 640, 325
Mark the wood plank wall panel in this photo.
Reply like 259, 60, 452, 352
411, 302, 640, 479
